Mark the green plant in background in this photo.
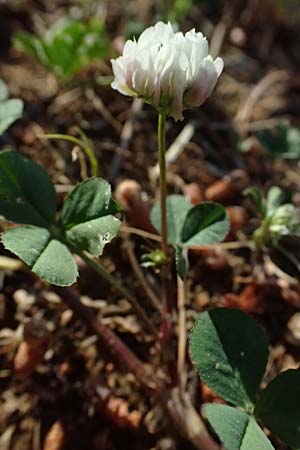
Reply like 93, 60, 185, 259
125, 19, 147, 41
14, 17, 109, 79
276, 0, 300, 21
166, 0, 193, 23
245, 185, 300, 247
245, 185, 300, 278
157, 0, 223, 23
190, 308, 300, 449
0, 79, 23, 135
256, 122, 300, 159
0, 150, 121, 286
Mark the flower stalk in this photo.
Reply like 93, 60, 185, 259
158, 110, 168, 258
157, 110, 177, 384
157, 110, 173, 317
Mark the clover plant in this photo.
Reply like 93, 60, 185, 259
190, 308, 300, 449
0, 150, 121, 286
14, 17, 109, 79
245, 185, 300, 246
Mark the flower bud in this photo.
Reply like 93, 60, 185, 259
111, 22, 223, 120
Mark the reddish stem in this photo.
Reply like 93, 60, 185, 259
54, 286, 160, 391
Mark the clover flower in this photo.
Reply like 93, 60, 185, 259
269, 204, 300, 239
111, 22, 223, 120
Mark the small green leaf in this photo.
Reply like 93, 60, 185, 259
266, 186, 284, 217
0, 99, 23, 135
0, 79, 9, 102
43, 20, 88, 78
181, 202, 229, 246
151, 197, 228, 277
151, 197, 229, 248
79, 16, 109, 60
205, 404, 274, 450
0, 79, 23, 135
0, 150, 56, 226
256, 122, 300, 159
141, 249, 166, 268
244, 186, 266, 217
61, 178, 119, 227
14, 32, 44, 61
2, 226, 78, 286
190, 308, 269, 409
255, 369, 300, 448
62, 178, 121, 256
66, 216, 121, 256
150, 195, 191, 245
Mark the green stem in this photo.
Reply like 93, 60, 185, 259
158, 111, 176, 384
253, 217, 271, 247
75, 249, 159, 338
158, 111, 168, 258
38, 133, 99, 178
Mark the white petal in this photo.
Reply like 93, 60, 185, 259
111, 59, 130, 95
132, 50, 155, 97
214, 57, 224, 76
111, 58, 124, 80
123, 40, 138, 57
137, 26, 156, 48
138, 21, 174, 48
155, 21, 175, 42
184, 56, 220, 108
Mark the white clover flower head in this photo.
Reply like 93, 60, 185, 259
269, 204, 300, 238
111, 22, 223, 121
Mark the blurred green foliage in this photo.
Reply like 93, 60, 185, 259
125, 19, 147, 40
14, 17, 109, 80
167, 0, 193, 22
277, 0, 300, 11
276, 0, 300, 22
157, 0, 222, 24
256, 122, 300, 159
